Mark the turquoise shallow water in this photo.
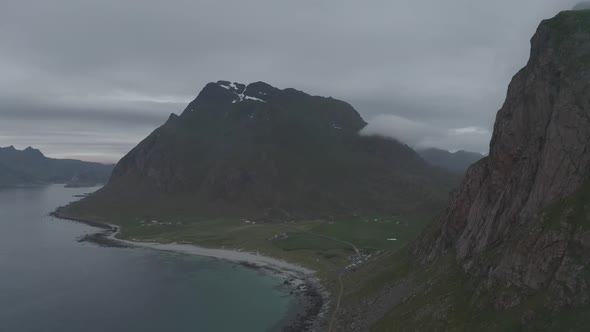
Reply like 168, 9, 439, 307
0, 185, 296, 332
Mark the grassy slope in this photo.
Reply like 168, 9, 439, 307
339, 256, 590, 331
364, 264, 590, 332
328, 178, 590, 332
59, 197, 443, 322
340, 11, 590, 331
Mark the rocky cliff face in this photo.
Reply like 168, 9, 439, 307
417, 10, 590, 311
71, 81, 456, 220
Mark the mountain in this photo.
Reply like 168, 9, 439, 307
417, 148, 484, 173
335, 9, 590, 331
60, 81, 458, 221
0, 146, 113, 187
418, 9, 590, 300
574, 2, 590, 10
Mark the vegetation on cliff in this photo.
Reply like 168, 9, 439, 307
334, 9, 590, 331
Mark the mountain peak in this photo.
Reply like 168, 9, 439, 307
1, 145, 44, 157
0, 145, 112, 186
215, 80, 246, 92
182, 81, 275, 114
23, 146, 44, 157
69, 81, 456, 220
213, 80, 272, 104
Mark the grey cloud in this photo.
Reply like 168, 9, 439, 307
0, 117, 155, 163
0, 0, 580, 161
1, 97, 181, 125
360, 114, 492, 153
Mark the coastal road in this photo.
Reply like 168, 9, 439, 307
281, 224, 359, 332
328, 272, 345, 332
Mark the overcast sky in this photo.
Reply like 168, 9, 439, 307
0, 0, 580, 163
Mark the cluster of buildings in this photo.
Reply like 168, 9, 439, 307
345, 251, 372, 271
269, 232, 289, 241
138, 219, 183, 227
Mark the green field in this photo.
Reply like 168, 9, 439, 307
59, 195, 444, 330
108, 213, 436, 278
76, 210, 438, 315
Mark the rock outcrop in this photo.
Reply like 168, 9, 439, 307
417, 9, 590, 311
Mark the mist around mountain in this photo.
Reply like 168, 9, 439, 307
574, 2, 590, 10
0, 146, 113, 187
60, 80, 459, 221
417, 148, 484, 173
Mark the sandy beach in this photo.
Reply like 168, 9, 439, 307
104, 226, 329, 330
106, 226, 315, 276
51, 211, 330, 331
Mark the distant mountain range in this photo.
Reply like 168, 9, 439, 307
60, 80, 459, 221
417, 148, 484, 173
0, 146, 113, 187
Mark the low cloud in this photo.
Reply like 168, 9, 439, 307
0, 0, 579, 161
361, 114, 491, 153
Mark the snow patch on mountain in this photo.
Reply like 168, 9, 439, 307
217, 81, 267, 103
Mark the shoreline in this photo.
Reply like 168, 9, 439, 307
52, 210, 330, 331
